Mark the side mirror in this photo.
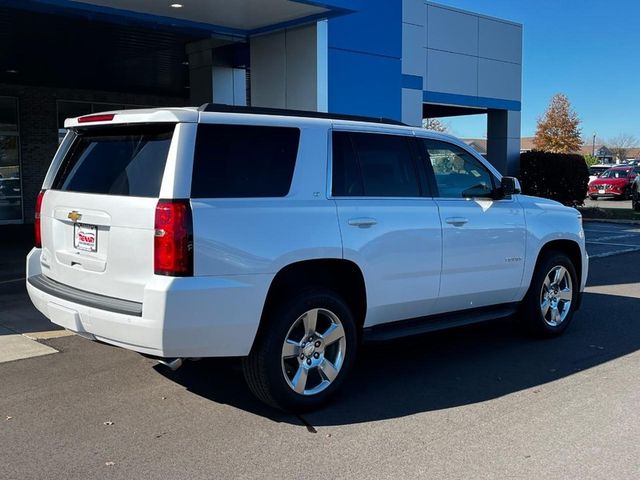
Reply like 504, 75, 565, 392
500, 176, 521, 197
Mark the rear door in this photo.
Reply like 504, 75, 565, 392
39, 123, 178, 302
332, 129, 442, 327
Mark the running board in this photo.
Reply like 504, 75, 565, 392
363, 303, 519, 342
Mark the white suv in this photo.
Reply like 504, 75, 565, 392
27, 105, 588, 411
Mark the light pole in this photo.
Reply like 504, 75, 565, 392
592, 133, 596, 157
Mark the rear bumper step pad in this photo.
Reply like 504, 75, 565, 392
28, 274, 143, 317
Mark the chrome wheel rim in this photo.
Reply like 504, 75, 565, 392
540, 265, 573, 327
281, 308, 346, 396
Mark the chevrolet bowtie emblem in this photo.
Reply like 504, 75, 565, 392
68, 211, 82, 222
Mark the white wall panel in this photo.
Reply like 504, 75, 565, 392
426, 5, 478, 57
402, 0, 425, 25
478, 57, 521, 101
250, 31, 286, 108
250, 24, 318, 110
426, 49, 478, 96
401, 88, 423, 126
402, 23, 426, 77
286, 25, 317, 111
479, 18, 522, 64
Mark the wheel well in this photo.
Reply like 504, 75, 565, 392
537, 240, 583, 287
259, 259, 367, 333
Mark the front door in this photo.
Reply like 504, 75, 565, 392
420, 138, 526, 314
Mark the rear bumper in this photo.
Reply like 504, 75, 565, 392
26, 248, 271, 358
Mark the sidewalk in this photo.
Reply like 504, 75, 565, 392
0, 225, 71, 363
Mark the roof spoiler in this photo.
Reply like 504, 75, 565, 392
198, 103, 407, 126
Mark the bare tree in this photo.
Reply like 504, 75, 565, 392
422, 118, 449, 133
606, 133, 638, 162
533, 94, 583, 153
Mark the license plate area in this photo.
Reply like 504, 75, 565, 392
598, 189, 605, 194
74, 223, 98, 252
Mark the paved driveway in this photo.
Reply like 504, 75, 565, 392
1, 222, 640, 479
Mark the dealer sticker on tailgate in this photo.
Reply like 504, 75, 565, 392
74, 224, 97, 252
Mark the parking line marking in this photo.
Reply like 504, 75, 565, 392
585, 234, 637, 242
589, 247, 640, 259
586, 241, 640, 247
0, 277, 25, 285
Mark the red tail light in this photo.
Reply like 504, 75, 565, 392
34, 190, 45, 248
154, 199, 193, 276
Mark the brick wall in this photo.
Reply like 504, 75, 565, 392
0, 83, 187, 223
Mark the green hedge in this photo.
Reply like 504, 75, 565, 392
519, 151, 589, 206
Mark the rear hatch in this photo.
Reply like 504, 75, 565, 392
39, 120, 179, 303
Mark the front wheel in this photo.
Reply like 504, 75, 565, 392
633, 189, 640, 211
242, 289, 358, 412
519, 252, 578, 337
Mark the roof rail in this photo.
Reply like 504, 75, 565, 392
198, 103, 407, 126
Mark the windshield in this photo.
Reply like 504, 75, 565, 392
600, 168, 631, 179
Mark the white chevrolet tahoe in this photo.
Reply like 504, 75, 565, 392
27, 105, 588, 411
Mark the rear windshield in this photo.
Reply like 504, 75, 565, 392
191, 124, 300, 198
52, 124, 175, 197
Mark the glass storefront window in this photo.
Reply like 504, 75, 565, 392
0, 97, 22, 223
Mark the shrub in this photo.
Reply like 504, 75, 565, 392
519, 150, 589, 206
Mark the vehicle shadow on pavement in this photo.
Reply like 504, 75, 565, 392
161, 288, 640, 427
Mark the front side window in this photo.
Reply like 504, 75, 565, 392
191, 124, 300, 198
332, 131, 420, 197
423, 139, 495, 198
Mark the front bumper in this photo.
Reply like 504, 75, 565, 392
26, 248, 271, 358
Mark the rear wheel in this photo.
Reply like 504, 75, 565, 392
519, 252, 578, 337
242, 289, 357, 412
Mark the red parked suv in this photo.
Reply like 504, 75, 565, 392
588, 166, 640, 200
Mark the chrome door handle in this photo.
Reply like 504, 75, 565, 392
445, 217, 469, 226
348, 217, 377, 228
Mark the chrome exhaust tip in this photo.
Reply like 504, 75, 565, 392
156, 357, 183, 371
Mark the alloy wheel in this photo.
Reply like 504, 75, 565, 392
281, 308, 347, 396
539, 265, 573, 327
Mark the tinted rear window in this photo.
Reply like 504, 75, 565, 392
52, 124, 174, 197
332, 131, 420, 197
191, 124, 300, 198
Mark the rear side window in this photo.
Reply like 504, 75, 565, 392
52, 124, 174, 197
191, 124, 300, 198
332, 131, 420, 197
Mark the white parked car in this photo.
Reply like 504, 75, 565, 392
27, 105, 588, 411
588, 164, 611, 184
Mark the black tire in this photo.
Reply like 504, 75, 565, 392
519, 252, 578, 338
242, 289, 358, 412
633, 190, 640, 211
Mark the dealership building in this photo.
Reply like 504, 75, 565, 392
0, 0, 522, 224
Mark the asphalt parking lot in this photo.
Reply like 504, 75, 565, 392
583, 221, 640, 258
2, 222, 640, 479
